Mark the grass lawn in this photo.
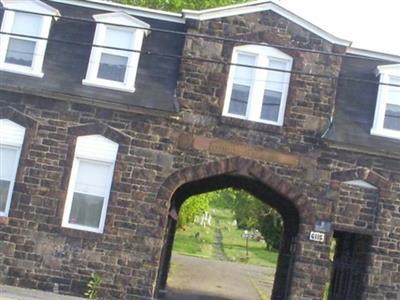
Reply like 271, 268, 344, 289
173, 222, 214, 258
173, 208, 278, 268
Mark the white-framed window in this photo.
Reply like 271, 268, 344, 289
371, 64, 400, 139
83, 12, 150, 93
62, 135, 118, 233
0, 0, 60, 77
223, 45, 293, 126
0, 119, 25, 217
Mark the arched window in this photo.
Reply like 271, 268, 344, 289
62, 135, 118, 233
0, 119, 25, 216
223, 45, 293, 126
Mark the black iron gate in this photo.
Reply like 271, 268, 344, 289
271, 236, 297, 300
328, 231, 371, 300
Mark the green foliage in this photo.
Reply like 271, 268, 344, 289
174, 207, 278, 267
117, 0, 250, 12
178, 193, 211, 227
179, 189, 283, 251
223, 188, 283, 251
85, 273, 103, 300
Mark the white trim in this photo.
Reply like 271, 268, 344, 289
343, 180, 377, 190
371, 127, 400, 140
93, 12, 151, 35
62, 135, 118, 234
49, 0, 352, 46
371, 66, 400, 140
0, 66, 44, 78
49, 0, 185, 24
183, 1, 351, 46
0, 2, 58, 77
82, 79, 136, 93
376, 64, 400, 76
223, 44, 292, 126
83, 12, 148, 92
347, 48, 400, 63
0, 119, 25, 217
1, 0, 60, 17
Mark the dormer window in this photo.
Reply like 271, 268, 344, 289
0, 0, 60, 77
83, 12, 150, 93
223, 45, 293, 126
371, 64, 400, 139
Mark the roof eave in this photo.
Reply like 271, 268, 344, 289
347, 48, 400, 63
183, 1, 351, 47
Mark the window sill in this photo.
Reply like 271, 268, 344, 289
61, 222, 104, 234
220, 115, 284, 133
60, 227, 103, 239
370, 128, 400, 140
0, 216, 9, 225
0, 65, 44, 78
82, 79, 136, 93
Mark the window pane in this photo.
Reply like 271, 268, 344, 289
384, 104, 400, 131
5, 38, 36, 67
69, 192, 104, 228
233, 53, 256, 85
387, 77, 400, 103
74, 161, 110, 196
229, 84, 250, 116
0, 180, 11, 212
104, 27, 134, 50
97, 53, 128, 82
12, 12, 42, 37
261, 90, 282, 122
0, 147, 18, 180
266, 60, 287, 91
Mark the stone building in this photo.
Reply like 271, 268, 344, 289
0, 0, 399, 299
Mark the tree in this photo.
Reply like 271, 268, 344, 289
117, 0, 250, 12
216, 188, 283, 251
177, 192, 211, 228
178, 188, 283, 251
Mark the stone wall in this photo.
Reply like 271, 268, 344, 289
0, 8, 399, 300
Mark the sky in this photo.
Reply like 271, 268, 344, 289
277, 0, 400, 56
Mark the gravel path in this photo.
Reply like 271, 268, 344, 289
212, 226, 229, 261
165, 254, 276, 300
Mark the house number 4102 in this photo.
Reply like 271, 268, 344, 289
309, 231, 325, 242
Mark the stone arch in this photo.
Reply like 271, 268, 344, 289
331, 167, 390, 190
157, 157, 314, 225
0, 106, 38, 184
154, 157, 315, 299
330, 167, 391, 234
0, 106, 38, 129
57, 122, 131, 224
328, 168, 391, 299
67, 121, 131, 145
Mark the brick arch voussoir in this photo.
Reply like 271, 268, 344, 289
0, 106, 37, 129
156, 157, 315, 225
67, 121, 131, 145
331, 167, 391, 190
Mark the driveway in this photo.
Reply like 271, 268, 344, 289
0, 285, 85, 300
165, 254, 276, 300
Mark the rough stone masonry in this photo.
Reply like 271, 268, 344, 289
0, 3, 399, 300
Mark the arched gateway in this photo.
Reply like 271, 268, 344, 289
154, 157, 316, 299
